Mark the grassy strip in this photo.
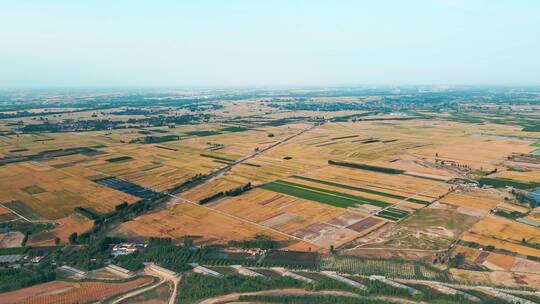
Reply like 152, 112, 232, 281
220, 126, 250, 132
184, 130, 221, 137
330, 135, 360, 140
200, 153, 235, 162
106, 156, 133, 162
291, 176, 430, 205
531, 142, 540, 147
328, 160, 404, 174
213, 159, 232, 165
0, 247, 29, 255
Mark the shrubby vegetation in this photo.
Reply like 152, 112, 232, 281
177, 273, 303, 303
0, 266, 56, 292
61, 237, 124, 270
199, 182, 252, 204
328, 160, 404, 174
228, 234, 279, 250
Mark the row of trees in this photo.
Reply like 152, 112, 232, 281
199, 182, 252, 204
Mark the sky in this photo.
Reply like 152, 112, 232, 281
0, 0, 539, 88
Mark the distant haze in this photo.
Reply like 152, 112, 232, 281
1, 1, 539, 88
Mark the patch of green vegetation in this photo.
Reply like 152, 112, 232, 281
177, 273, 303, 303
184, 130, 221, 137
291, 176, 430, 205
74, 206, 103, 220
139, 135, 180, 144
276, 180, 390, 207
330, 135, 360, 140
0, 246, 29, 255
199, 182, 252, 204
260, 180, 389, 208
376, 207, 410, 221
228, 234, 280, 250
20, 185, 46, 195
143, 241, 194, 272
328, 160, 404, 174
531, 142, 540, 147
493, 209, 525, 219
0, 267, 56, 293
113, 253, 144, 271
199, 153, 235, 162
219, 126, 250, 132
106, 156, 133, 162
478, 177, 540, 190
213, 159, 232, 165
522, 124, 540, 132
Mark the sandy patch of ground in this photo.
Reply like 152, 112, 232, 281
0, 231, 24, 248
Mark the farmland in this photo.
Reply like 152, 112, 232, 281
0, 277, 154, 304
1, 87, 540, 299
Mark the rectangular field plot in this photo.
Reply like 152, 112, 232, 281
291, 175, 431, 205
20, 185, 46, 195
94, 177, 159, 198
320, 255, 448, 281
2, 200, 46, 221
259, 180, 390, 209
376, 207, 410, 221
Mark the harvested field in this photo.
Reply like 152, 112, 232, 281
2, 200, 46, 221
462, 215, 540, 257
0, 277, 153, 304
290, 222, 360, 248
450, 268, 540, 289
0, 162, 138, 220
327, 212, 365, 227
111, 201, 314, 250
0, 231, 24, 248
346, 217, 384, 233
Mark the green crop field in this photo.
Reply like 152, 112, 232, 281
260, 180, 390, 208
376, 207, 410, 221
328, 160, 405, 174
478, 177, 540, 190
184, 130, 221, 137
260, 182, 361, 208
291, 176, 430, 205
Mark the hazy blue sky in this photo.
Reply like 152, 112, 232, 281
1, 1, 539, 88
